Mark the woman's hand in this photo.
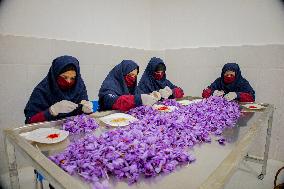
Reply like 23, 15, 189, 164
213, 90, 225, 97
224, 92, 237, 101
141, 94, 159, 106
150, 91, 162, 100
80, 100, 93, 114
49, 100, 78, 116
159, 86, 173, 99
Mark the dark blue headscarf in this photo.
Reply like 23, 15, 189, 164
24, 55, 88, 123
209, 63, 255, 98
98, 60, 142, 110
138, 57, 176, 93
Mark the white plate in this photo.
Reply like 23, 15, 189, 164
242, 103, 265, 110
177, 100, 191, 106
99, 113, 138, 127
153, 104, 177, 112
24, 128, 69, 144
188, 99, 203, 104
178, 99, 203, 106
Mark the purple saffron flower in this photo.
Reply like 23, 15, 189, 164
217, 137, 226, 145
50, 96, 240, 186
62, 114, 99, 134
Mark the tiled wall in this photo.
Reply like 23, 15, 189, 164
0, 34, 283, 182
0, 34, 164, 177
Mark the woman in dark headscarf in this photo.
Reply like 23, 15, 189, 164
138, 57, 184, 99
202, 63, 255, 102
99, 60, 159, 111
24, 55, 93, 124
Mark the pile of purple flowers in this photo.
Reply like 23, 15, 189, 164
62, 114, 99, 134
51, 96, 240, 186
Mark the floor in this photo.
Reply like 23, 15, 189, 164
0, 159, 283, 189
225, 159, 284, 189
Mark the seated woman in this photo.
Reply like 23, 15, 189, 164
24, 55, 93, 124
99, 60, 159, 111
138, 57, 184, 99
202, 63, 255, 102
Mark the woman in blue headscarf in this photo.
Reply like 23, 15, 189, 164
24, 55, 93, 124
99, 60, 159, 111
138, 57, 184, 99
202, 63, 255, 102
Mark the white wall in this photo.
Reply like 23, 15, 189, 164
1, 0, 284, 50
0, 0, 151, 49
151, 0, 284, 49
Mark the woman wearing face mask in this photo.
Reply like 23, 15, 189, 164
202, 63, 255, 102
138, 57, 184, 99
24, 55, 93, 124
99, 60, 159, 111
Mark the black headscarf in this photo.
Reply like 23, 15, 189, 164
24, 55, 88, 123
98, 60, 141, 110
209, 63, 255, 98
138, 57, 176, 93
